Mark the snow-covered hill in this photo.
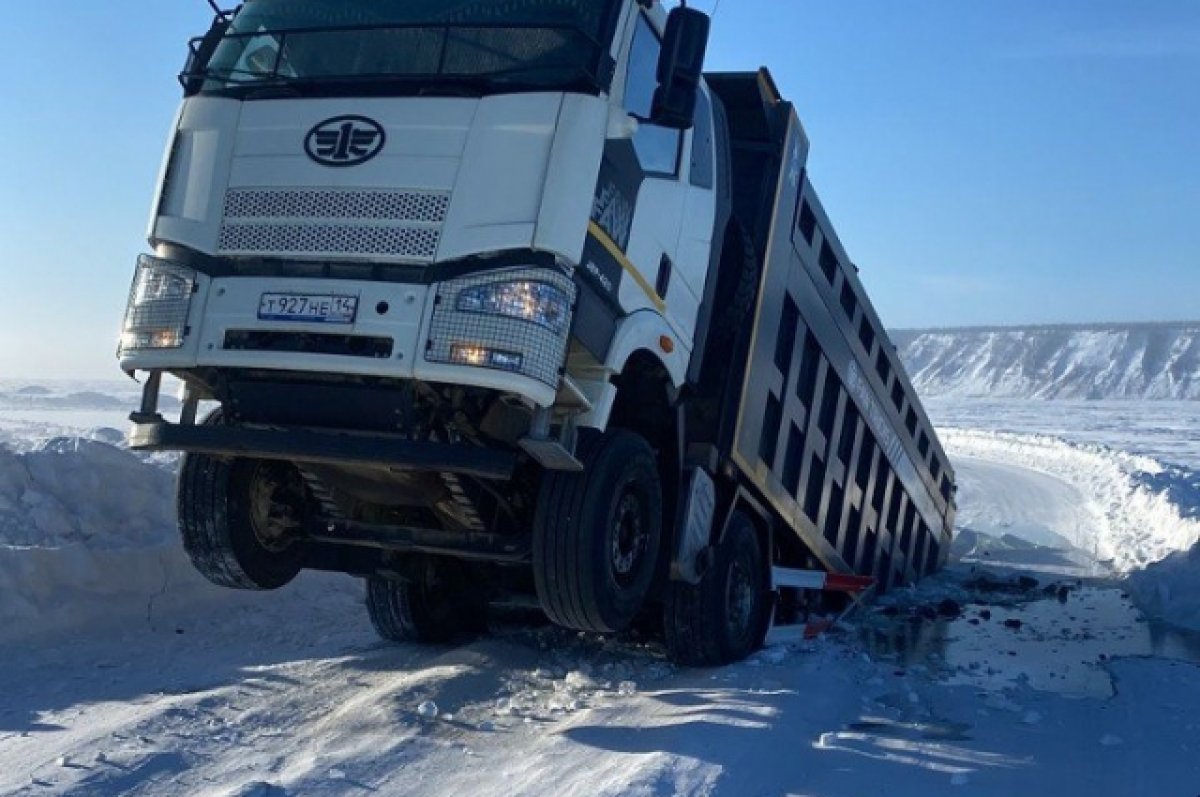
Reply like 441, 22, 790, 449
892, 322, 1200, 399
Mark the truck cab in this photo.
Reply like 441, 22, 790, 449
126, 0, 712, 419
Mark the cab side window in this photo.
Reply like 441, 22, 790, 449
624, 15, 682, 176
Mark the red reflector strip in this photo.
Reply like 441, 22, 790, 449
823, 573, 876, 593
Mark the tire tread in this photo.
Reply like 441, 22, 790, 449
664, 512, 770, 666
176, 409, 302, 591
533, 430, 661, 633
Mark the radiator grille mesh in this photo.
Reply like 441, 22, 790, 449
218, 187, 447, 260
218, 223, 440, 259
223, 188, 449, 223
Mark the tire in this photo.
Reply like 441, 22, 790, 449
366, 557, 484, 644
533, 429, 663, 633
177, 410, 306, 590
664, 511, 772, 666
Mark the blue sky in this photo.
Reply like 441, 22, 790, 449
0, 1, 1197, 378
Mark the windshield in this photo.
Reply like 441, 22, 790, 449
188, 0, 622, 98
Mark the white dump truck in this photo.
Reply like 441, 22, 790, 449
119, 0, 955, 665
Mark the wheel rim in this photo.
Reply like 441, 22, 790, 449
247, 463, 303, 553
610, 488, 648, 587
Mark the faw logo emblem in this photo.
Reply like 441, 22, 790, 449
304, 115, 386, 167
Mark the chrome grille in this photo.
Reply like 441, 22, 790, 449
218, 187, 447, 260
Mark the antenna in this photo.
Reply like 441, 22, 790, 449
711, 0, 723, 22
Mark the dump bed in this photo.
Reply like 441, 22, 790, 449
709, 71, 955, 590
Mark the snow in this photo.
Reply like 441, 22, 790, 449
0, 378, 179, 453
942, 428, 1200, 574
1127, 545, 1200, 634
893, 322, 1200, 399
0, 437, 218, 643
938, 427, 1200, 631
3, 384, 1200, 795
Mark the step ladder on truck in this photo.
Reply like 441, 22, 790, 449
117, 0, 956, 665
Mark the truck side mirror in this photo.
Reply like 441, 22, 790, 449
651, 7, 711, 130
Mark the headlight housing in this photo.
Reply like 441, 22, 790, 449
455, 280, 571, 334
119, 255, 196, 353
426, 267, 577, 388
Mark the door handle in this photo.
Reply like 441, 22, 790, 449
656, 253, 673, 300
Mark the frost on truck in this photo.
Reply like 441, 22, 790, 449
117, 0, 955, 666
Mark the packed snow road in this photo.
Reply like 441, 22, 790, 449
3, 389, 1200, 796
5, 571, 1200, 797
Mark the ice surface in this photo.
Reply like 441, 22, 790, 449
925, 397, 1200, 469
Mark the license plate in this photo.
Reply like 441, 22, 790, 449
257, 293, 358, 324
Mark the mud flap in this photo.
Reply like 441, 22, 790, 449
670, 467, 716, 585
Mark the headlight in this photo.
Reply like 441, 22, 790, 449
118, 255, 195, 353
456, 280, 571, 334
450, 344, 524, 371
426, 267, 577, 388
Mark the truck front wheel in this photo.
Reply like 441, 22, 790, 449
533, 429, 663, 633
663, 511, 772, 666
177, 411, 307, 590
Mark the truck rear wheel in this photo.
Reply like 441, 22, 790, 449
177, 410, 306, 590
533, 429, 663, 633
365, 558, 484, 644
664, 511, 771, 666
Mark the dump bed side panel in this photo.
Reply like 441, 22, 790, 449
730, 109, 955, 588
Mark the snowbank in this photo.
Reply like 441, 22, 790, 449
942, 428, 1200, 630
1127, 546, 1200, 632
0, 438, 219, 641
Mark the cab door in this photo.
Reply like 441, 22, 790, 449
582, 10, 716, 353
616, 12, 700, 341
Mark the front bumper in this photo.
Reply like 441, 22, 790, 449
118, 261, 576, 408
129, 418, 516, 481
